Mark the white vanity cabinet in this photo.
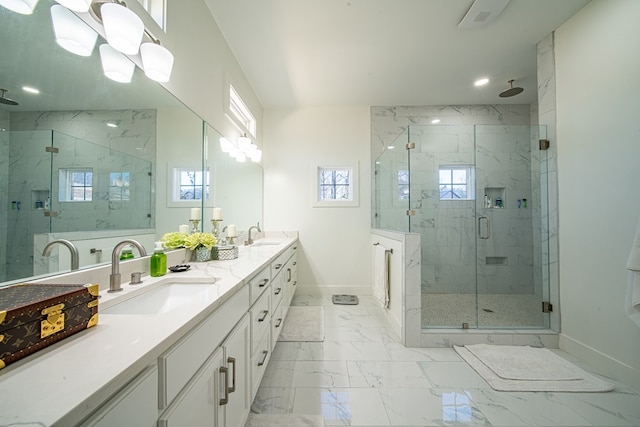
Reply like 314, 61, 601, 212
158, 285, 250, 427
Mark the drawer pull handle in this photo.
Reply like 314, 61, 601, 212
293, 281, 297, 286
274, 263, 282, 270
227, 357, 236, 393
293, 261, 297, 266
258, 350, 269, 366
219, 366, 229, 405
258, 310, 269, 322
274, 287, 282, 295
275, 318, 282, 328
287, 268, 292, 282
258, 278, 269, 287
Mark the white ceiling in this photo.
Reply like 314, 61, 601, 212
204, 0, 590, 108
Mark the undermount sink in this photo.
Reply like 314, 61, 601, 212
251, 240, 281, 246
102, 283, 214, 315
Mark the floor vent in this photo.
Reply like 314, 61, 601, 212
332, 294, 359, 305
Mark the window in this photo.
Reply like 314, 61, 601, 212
439, 166, 474, 200
109, 172, 130, 201
398, 169, 409, 200
135, 0, 165, 29
59, 169, 93, 202
313, 164, 359, 207
228, 84, 256, 137
172, 168, 209, 202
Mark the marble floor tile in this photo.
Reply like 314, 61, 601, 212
293, 387, 391, 426
251, 295, 640, 427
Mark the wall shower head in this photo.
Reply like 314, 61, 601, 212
499, 79, 524, 98
0, 88, 19, 106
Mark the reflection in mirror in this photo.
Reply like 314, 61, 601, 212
205, 123, 263, 237
0, 1, 200, 284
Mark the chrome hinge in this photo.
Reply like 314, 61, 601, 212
542, 301, 553, 313
45, 146, 59, 154
539, 139, 550, 150
406, 142, 415, 149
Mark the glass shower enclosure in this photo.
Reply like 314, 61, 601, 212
374, 124, 550, 329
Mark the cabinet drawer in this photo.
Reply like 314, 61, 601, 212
250, 288, 270, 354
251, 329, 271, 399
248, 266, 271, 306
270, 254, 286, 279
81, 365, 158, 427
159, 285, 249, 409
271, 272, 284, 312
270, 300, 284, 349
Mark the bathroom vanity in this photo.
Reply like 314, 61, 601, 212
0, 236, 298, 426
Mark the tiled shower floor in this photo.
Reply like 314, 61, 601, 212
422, 293, 544, 328
249, 295, 640, 426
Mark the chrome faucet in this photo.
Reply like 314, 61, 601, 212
245, 222, 262, 246
109, 239, 147, 293
42, 239, 80, 271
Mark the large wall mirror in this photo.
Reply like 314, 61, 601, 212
0, 1, 263, 286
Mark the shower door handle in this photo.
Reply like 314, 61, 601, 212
478, 216, 491, 239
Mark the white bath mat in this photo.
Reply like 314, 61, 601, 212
245, 413, 325, 427
278, 306, 324, 342
455, 344, 615, 392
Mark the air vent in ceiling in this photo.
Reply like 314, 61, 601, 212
458, 0, 510, 29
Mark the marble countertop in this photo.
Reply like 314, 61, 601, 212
0, 236, 296, 426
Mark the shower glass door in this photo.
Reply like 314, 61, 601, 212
414, 124, 549, 329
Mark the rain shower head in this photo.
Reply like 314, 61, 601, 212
499, 79, 524, 98
0, 89, 19, 106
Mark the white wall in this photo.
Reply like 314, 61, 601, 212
555, 0, 640, 389
263, 107, 371, 295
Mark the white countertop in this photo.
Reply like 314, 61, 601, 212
0, 236, 296, 426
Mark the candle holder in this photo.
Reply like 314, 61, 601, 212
211, 219, 223, 240
189, 219, 200, 234
227, 236, 237, 246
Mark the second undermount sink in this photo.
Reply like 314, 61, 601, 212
102, 283, 214, 315
251, 240, 281, 246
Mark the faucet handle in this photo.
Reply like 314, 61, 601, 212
130, 272, 143, 285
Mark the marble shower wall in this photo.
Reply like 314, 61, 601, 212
1, 110, 156, 281
371, 105, 544, 296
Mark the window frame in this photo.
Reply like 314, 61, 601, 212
312, 163, 359, 207
58, 168, 93, 203
167, 165, 210, 207
226, 84, 257, 138
438, 165, 475, 201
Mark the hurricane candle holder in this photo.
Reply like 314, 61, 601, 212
189, 219, 200, 234
211, 219, 222, 240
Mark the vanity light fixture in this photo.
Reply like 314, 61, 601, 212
219, 136, 262, 163
100, 1, 144, 55
54, 0, 90, 12
0, 0, 39, 15
99, 43, 135, 83
140, 41, 174, 82
51, 4, 98, 56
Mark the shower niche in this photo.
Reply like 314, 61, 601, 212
484, 187, 506, 209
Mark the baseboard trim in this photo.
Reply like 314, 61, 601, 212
559, 334, 640, 391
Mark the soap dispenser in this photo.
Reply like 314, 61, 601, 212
150, 241, 167, 277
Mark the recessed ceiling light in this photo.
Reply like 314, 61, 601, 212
431, 119, 441, 124
106, 122, 118, 128
388, 145, 395, 150
474, 78, 489, 87
22, 86, 39, 94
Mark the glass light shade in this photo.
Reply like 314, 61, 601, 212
99, 44, 135, 83
101, 2, 144, 55
219, 137, 234, 153
51, 5, 98, 57
238, 135, 252, 152
234, 151, 247, 162
249, 149, 262, 163
0, 0, 38, 14
140, 42, 174, 82
54, 0, 90, 12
